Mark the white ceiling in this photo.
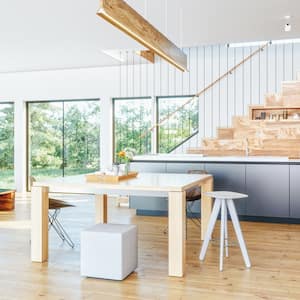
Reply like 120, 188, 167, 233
0, 0, 300, 73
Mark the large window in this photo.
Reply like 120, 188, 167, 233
113, 97, 152, 156
157, 96, 198, 153
27, 100, 100, 186
0, 103, 14, 188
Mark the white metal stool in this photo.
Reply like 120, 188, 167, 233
199, 191, 251, 271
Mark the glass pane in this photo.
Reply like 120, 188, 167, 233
158, 96, 198, 153
114, 98, 152, 156
0, 103, 14, 188
28, 102, 63, 185
64, 101, 100, 176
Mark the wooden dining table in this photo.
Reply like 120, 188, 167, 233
31, 172, 213, 277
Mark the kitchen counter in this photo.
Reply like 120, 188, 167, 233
133, 154, 300, 164
130, 154, 300, 221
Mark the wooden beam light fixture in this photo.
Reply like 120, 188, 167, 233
97, 0, 187, 72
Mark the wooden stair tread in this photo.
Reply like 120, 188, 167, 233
187, 80, 300, 157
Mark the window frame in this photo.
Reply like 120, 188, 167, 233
26, 98, 100, 191
112, 96, 153, 162
0, 101, 15, 188
156, 94, 198, 153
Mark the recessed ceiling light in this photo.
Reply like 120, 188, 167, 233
285, 23, 292, 32
284, 15, 291, 20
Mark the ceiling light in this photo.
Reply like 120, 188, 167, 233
284, 23, 292, 32
97, 0, 187, 72
272, 38, 300, 44
228, 41, 269, 48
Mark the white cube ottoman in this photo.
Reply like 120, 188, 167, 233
81, 223, 137, 280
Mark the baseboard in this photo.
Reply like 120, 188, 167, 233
136, 210, 300, 224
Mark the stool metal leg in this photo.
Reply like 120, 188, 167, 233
220, 200, 226, 271
199, 198, 221, 261
224, 202, 229, 258
48, 209, 75, 248
227, 199, 251, 268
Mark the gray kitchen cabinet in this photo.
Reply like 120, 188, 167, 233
129, 162, 168, 213
246, 164, 289, 217
290, 165, 300, 218
166, 163, 205, 215
166, 163, 205, 173
204, 163, 247, 215
130, 162, 166, 173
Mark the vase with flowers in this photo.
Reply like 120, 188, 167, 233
116, 147, 136, 175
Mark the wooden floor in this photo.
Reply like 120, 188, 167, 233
1, 194, 300, 299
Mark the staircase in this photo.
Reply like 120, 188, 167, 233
187, 80, 300, 158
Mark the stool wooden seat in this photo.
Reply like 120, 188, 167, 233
0, 189, 15, 211
199, 191, 251, 271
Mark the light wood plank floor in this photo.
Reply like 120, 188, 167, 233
1, 193, 300, 300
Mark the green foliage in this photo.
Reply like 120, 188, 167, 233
0, 104, 14, 170
0, 169, 14, 188
114, 96, 199, 155
28, 101, 100, 180
158, 97, 198, 153
114, 99, 152, 155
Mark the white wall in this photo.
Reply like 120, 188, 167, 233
1, 41, 300, 191
0, 67, 119, 191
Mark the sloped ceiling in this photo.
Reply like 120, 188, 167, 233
0, 0, 299, 72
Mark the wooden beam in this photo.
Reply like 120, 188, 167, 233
97, 0, 187, 72
137, 50, 155, 64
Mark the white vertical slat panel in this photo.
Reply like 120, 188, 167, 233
156, 57, 162, 96
257, 45, 262, 104
181, 48, 189, 95
276, 44, 284, 92
259, 46, 267, 103
219, 46, 228, 128
187, 47, 192, 95
235, 47, 244, 116
284, 44, 293, 82
160, 59, 168, 96
293, 43, 300, 79
168, 65, 176, 96
204, 45, 213, 137
267, 45, 276, 94
265, 45, 269, 94
227, 46, 235, 127
152, 59, 156, 97
251, 46, 260, 105
209, 45, 215, 137
130, 51, 135, 97
197, 46, 205, 143
243, 47, 251, 114
189, 47, 197, 95
212, 45, 220, 135
132, 62, 138, 97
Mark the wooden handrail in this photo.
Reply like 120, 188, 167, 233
141, 42, 269, 138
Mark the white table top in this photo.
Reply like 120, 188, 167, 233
33, 173, 212, 195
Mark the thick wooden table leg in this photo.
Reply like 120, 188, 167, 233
201, 176, 214, 240
95, 194, 108, 223
168, 191, 186, 277
31, 186, 49, 262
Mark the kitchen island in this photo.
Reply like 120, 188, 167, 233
130, 154, 300, 221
